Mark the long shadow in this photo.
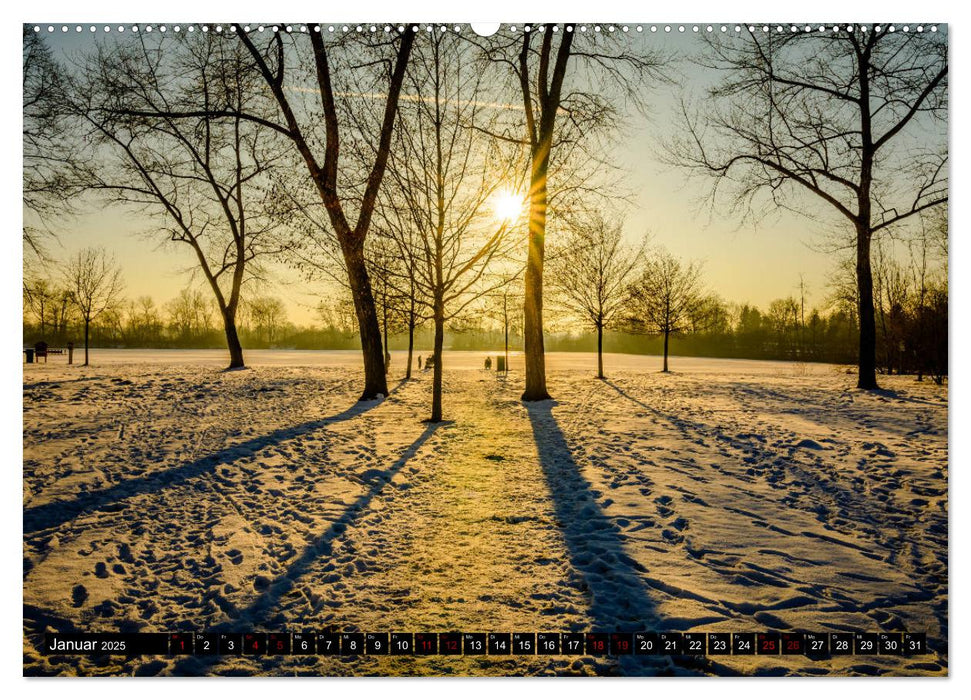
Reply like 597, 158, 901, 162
604, 376, 833, 476
524, 400, 704, 676
869, 387, 945, 407
24, 400, 380, 536
601, 378, 904, 559
171, 421, 441, 675
23, 376, 102, 391
730, 380, 943, 413
608, 377, 939, 466
726, 382, 945, 445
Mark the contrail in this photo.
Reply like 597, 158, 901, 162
284, 84, 528, 112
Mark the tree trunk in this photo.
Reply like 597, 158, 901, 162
856, 63, 879, 391
382, 293, 390, 375
430, 296, 445, 422
406, 310, 415, 380
856, 225, 879, 390
522, 160, 551, 401
343, 241, 389, 400
83, 317, 90, 366
662, 328, 670, 373
597, 323, 604, 379
405, 281, 415, 380
504, 298, 509, 374
222, 308, 245, 369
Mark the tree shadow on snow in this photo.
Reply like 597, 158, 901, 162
24, 399, 383, 536
868, 386, 945, 407
170, 421, 441, 675
23, 376, 105, 392
524, 400, 706, 676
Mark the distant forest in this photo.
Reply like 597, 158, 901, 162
24, 266, 946, 380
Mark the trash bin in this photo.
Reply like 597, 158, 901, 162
24, 348, 35, 363
496, 355, 505, 372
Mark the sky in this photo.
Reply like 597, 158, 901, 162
29, 25, 945, 326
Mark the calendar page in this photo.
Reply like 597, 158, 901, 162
21, 19, 948, 678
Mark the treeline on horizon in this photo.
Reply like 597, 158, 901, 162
23, 278, 946, 380
23, 24, 948, 420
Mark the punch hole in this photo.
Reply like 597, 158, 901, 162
470, 23, 501, 37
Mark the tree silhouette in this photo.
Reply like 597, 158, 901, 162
231, 26, 415, 398
112, 26, 415, 398
63, 248, 124, 366
625, 249, 703, 372
76, 33, 291, 369
548, 216, 645, 378
22, 27, 86, 266
379, 32, 521, 422
673, 27, 947, 389
477, 24, 667, 400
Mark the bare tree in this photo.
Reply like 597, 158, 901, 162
244, 296, 288, 347
872, 240, 910, 374
380, 32, 521, 422
165, 288, 215, 343
107, 26, 414, 398
476, 24, 668, 400
63, 248, 124, 365
371, 216, 430, 381
316, 291, 360, 339
365, 237, 418, 376
123, 296, 164, 346
484, 278, 525, 375
625, 248, 703, 372
548, 216, 645, 378
400, 257, 423, 380
23, 277, 57, 337
908, 210, 947, 381
510, 25, 572, 401
234, 26, 414, 399
22, 27, 86, 265
76, 33, 292, 369
673, 27, 947, 389
766, 297, 801, 360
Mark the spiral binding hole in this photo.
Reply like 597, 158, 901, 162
29, 23, 943, 36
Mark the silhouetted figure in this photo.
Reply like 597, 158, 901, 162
417, 355, 422, 370
485, 356, 492, 370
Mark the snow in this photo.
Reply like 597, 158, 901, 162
44, 347, 847, 374
22, 352, 947, 676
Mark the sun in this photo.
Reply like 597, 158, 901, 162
492, 190, 524, 224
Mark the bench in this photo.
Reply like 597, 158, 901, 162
24, 341, 74, 364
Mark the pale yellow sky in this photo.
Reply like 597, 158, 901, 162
33, 29, 943, 327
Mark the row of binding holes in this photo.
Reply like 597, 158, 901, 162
31, 25, 463, 33
33, 24, 940, 34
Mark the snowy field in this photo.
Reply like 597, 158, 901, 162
50, 347, 841, 374
22, 351, 948, 676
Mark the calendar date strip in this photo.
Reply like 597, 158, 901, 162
42, 631, 928, 657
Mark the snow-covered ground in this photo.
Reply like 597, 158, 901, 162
22, 352, 948, 676
50, 347, 841, 374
